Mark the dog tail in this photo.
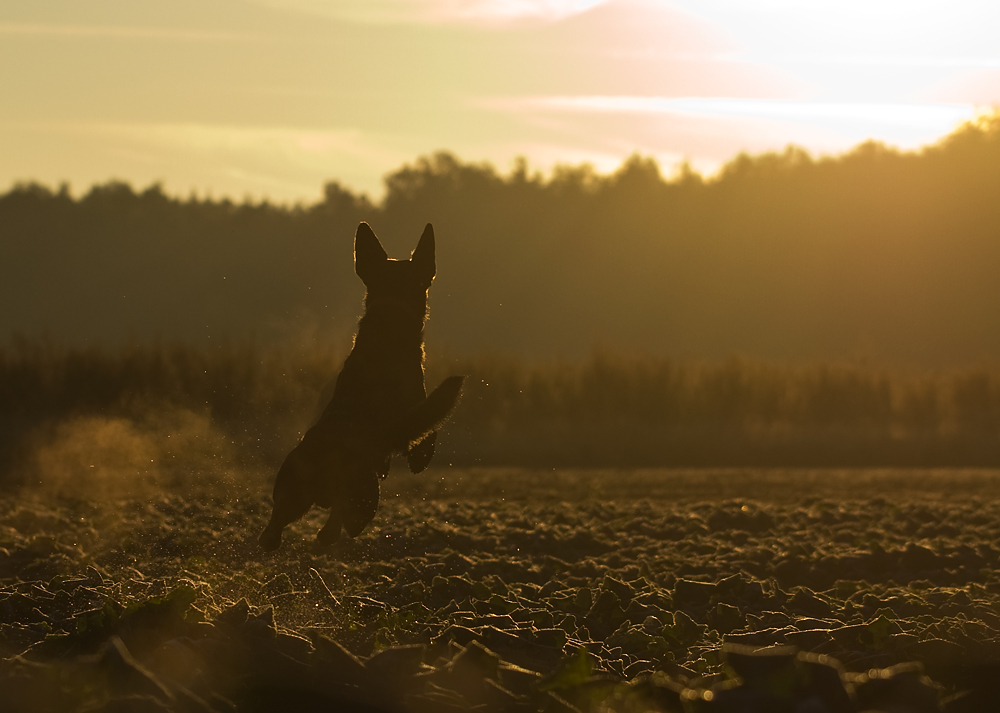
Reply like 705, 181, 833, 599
392, 376, 465, 447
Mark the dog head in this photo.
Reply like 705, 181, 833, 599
355, 222, 435, 294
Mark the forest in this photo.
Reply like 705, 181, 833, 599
2, 112, 1000, 364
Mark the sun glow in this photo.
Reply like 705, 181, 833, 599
663, 0, 1000, 102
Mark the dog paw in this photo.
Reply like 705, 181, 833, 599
258, 528, 282, 552
316, 527, 342, 548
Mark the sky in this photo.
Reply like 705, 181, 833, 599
2, 0, 998, 202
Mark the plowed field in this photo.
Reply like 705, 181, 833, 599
3, 469, 1000, 712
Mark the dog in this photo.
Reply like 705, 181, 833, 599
258, 222, 464, 551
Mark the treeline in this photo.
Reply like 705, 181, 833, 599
2, 113, 1000, 364
3, 340, 1000, 485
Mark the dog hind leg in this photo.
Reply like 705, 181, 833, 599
259, 491, 313, 551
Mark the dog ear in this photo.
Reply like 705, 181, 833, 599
355, 222, 387, 283
411, 223, 436, 284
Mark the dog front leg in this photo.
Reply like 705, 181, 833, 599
407, 432, 436, 474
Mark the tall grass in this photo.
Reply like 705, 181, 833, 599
435, 353, 1000, 467
2, 340, 999, 488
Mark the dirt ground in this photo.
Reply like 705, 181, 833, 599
3, 468, 1000, 712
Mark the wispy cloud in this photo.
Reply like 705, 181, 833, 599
588, 50, 1000, 70
427, 0, 608, 21
0, 22, 261, 42
485, 96, 979, 150
2, 120, 413, 199
92, 122, 407, 169
508, 96, 974, 125
758, 54, 1000, 69
244, 0, 608, 24
496, 96, 976, 131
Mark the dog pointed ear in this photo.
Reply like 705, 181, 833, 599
355, 222, 387, 283
411, 223, 436, 284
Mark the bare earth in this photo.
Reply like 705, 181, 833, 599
3, 468, 1000, 712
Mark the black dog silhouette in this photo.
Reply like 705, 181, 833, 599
259, 222, 463, 550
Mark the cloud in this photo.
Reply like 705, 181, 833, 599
242, 0, 609, 24
0, 22, 260, 42
512, 96, 973, 123
114, 123, 381, 159
425, 0, 609, 21
761, 55, 1000, 70
106, 123, 411, 191
489, 96, 977, 148
0, 119, 420, 201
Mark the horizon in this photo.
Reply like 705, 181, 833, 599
5, 113, 993, 207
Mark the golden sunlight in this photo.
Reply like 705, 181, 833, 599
1, 0, 997, 200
